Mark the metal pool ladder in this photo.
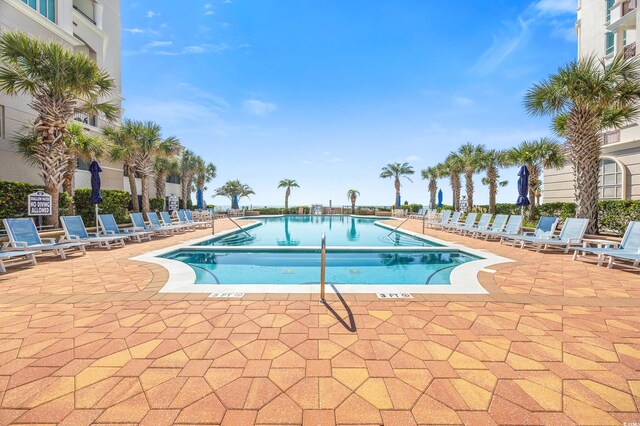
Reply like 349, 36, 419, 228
320, 232, 326, 302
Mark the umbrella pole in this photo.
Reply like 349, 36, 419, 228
95, 204, 99, 234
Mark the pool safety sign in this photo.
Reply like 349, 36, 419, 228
168, 195, 179, 212
377, 293, 413, 299
28, 191, 52, 216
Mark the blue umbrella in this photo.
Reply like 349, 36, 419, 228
196, 188, 204, 209
397, 194, 401, 208
437, 189, 443, 208
232, 194, 239, 209
516, 166, 531, 208
89, 160, 103, 230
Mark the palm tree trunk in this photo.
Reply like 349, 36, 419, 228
285, 188, 290, 210
351, 200, 356, 214
127, 167, 140, 213
429, 179, 437, 210
488, 167, 497, 214
181, 173, 192, 209
141, 174, 150, 213
395, 178, 401, 208
63, 157, 77, 215
451, 175, 461, 211
465, 171, 474, 210
155, 172, 166, 210
566, 109, 601, 234
527, 165, 539, 220
37, 141, 67, 227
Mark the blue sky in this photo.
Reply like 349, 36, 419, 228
121, 0, 578, 208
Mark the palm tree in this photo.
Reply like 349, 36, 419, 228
530, 180, 543, 207
0, 31, 119, 226
421, 166, 440, 209
179, 150, 200, 209
194, 159, 217, 208
130, 121, 181, 213
154, 156, 180, 210
278, 179, 299, 210
479, 149, 509, 213
507, 138, 566, 218
456, 143, 486, 210
63, 122, 108, 201
105, 120, 140, 212
525, 54, 640, 232
214, 180, 255, 209
379, 162, 415, 208
440, 155, 463, 211
346, 189, 360, 214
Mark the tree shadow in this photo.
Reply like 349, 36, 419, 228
322, 283, 356, 333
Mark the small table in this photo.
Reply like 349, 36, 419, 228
580, 238, 621, 248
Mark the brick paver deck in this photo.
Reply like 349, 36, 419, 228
1, 218, 639, 425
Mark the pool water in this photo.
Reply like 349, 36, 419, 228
201, 215, 440, 247
162, 249, 479, 285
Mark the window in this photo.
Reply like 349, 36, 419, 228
607, 0, 615, 22
20, 0, 55, 22
598, 159, 623, 200
606, 32, 615, 55
166, 175, 181, 184
77, 158, 91, 171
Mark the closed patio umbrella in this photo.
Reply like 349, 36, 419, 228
437, 189, 443, 209
196, 188, 204, 209
89, 160, 103, 231
516, 166, 530, 216
232, 194, 239, 210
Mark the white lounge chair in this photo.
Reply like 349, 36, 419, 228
161, 211, 194, 231
573, 221, 640, 266
479, 215, 523, 241
3, 218, 86, 259
500, 216, 558, 246
0, 250, 39, 273
424, 210, 451, 228
60, 216, 126, 250
130, 213, 172, 236
459, 213, 492, 236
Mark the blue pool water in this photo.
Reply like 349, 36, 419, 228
201, 215, 440, 247
162, 249, 479, 285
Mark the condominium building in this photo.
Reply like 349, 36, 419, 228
0, 0, 180, 199
544, 0, 640, 202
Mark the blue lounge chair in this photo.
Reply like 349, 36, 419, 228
573, 221, 640, 266
435, 211, 461, 230
424, 210, 451, 228
2, 218, 86, 259
446, 213, 478, 233
471, 214, 508, 238
184, 210, 211, 228
0, 250, 39, 273
130, 213, 172, 236
147, 212, 185, 233
481, 215, 523, 241
60, 216, 126, 250
160, 211, 193, 231
459, 213, 492, 236
500, 216, 558, 246
178, 210, 208, 229
98, 214, 152, 243
513, 218, 589, 253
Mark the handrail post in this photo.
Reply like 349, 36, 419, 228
320, 232, 326, 302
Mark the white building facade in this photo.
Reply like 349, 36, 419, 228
544, 0, 640, 202
0, 0, 181, 200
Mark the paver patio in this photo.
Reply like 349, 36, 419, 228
1, 218, 640, 425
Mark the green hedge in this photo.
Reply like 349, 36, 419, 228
150, 198, 165, 212
599, 200, 640, 235
538, 202, 577, 220
253, 206, 311, 215
0, 180, 71, 230
400, 204, 423, 213
74, 188, 131, 226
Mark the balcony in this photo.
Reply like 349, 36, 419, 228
603, 130, 620, 145
72, 0, 104, 30
625, 42, 637, 58
623, 0, 638, 16
74, 112, 97, 127
72, 5, 95, 25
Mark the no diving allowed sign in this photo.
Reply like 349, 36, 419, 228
28, 191, 52, 216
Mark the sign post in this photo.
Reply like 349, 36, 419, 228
28, 191, 52, 230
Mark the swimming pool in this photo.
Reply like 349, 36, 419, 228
200, 215, 440, 247
162, 249, 479, 285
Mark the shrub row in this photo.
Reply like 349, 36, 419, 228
74, 188, 131, 226
0, 181, 71, 230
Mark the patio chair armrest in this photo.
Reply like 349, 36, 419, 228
41, 237, 58, 244
3, 241, 28, 249
87, 232, 101, 237
61, 236, 81, 243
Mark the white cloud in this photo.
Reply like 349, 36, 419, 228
146, 10, 159, 18
147, 41, 173, 48
404, 155, 421, 162
453, 96, 474, 106
470, 17, 532, 75
243, 99, 277, 116
302, 160, 312, 165
328, 158, 344, 164
123, 28, 145, 34
535, 0, 577, 15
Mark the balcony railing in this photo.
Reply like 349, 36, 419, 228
74, 112, 97, 127
603, 130, 620, 145
623, 0, 637, 16
625, 42, 637, 58
72, 5, 96, 24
